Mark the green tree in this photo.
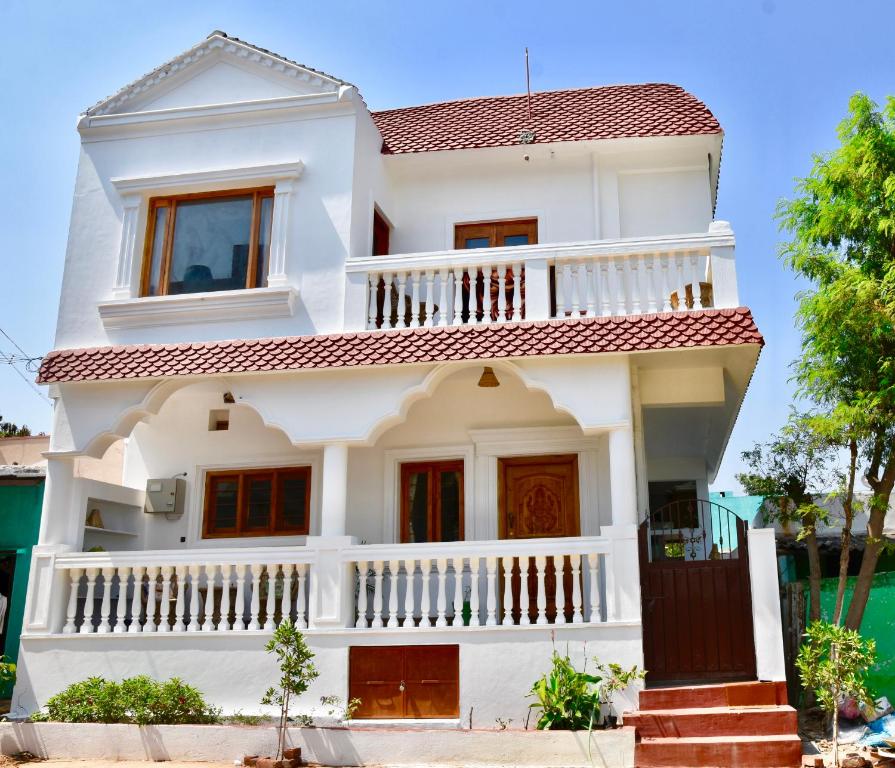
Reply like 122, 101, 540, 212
737, 411, 840, 621
0, 416, 31, 437
777, 92, 895, 629
261, 620, 318, 760
796, 621, 876, 767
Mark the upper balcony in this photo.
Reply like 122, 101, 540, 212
346, 222, 738, 332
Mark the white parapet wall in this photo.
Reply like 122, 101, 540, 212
0, 722, 635, 767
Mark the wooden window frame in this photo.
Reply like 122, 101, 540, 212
399, 460, 464, 544
202, 465, 311, 539
372, 207, 390, 256
453, 218, 538, 250
141, 187, 275, 298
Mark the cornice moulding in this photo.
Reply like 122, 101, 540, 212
98, 287, 298, 330
111, 161, 304, 194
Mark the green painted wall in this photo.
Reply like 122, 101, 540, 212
0, 481, 43, 699
811, 571, 895, 697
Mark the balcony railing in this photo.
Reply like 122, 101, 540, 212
42, 533, 635, 636
345, 223, 737, 331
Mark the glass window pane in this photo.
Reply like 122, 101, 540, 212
146, 206, 168, 296
503, 234, 529, 246
463, 237, 491, 249
168, 196, 253, 295
407, 472, 429, 543
245, 476, 272, 530
280, 473, 308, 531
439, 470, 462, 542
211, 478, 239, 531
255, 196, 274, 288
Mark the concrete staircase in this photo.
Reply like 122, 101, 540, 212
624, 681, 803, 768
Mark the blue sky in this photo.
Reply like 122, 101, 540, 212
0, 0, 892, 490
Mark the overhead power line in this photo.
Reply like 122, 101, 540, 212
0, 325, 51, 405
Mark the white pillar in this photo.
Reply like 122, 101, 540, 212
112, 194, 142, 299
608, 425, 638, 527
38, 455, 78, 546
321, 442, 349, 537
266, 179, 294, 288
707, 220, 738, 308
748, 528, 786, 681
522, 257, 551, 320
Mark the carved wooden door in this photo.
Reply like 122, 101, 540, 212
498, 455, 579, 623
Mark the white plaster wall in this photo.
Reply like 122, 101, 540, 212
617, 169, 712, 238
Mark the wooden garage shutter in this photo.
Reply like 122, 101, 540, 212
349, 645, 459, 719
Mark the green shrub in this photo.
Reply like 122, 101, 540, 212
34, 676, 220, 725
528, 649, 602, 730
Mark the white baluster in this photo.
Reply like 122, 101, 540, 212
484, 557, 498, 626
368, 272, 378, 329
146, 567, 161, 633
520, 558, 532, 626
587, 553, 602, 623
645, 255, 657, 313
452, 270, 463, 325
113, 567, 129, 633
585, 263, 596, 317
570, 262, 581, 317
496, 264, 507, 322
690, 252, 703, 309
501, 557, 514, 625
402, 560, 416, 628
438, 270, 449, 326
248, 564, 263, 631
159, 567, 174, 633
571, 555, 583, 624
63, 568, 83, 634
128, 566, 144, 633
535, 556, 548, 625
78, 568, 99, 635
203, 564, 218, 631
556, 264, 568, 318
383, 272, 395, 329
371, 561, 384, 629
355, 562, 368, 628
661, 254, 673, 312
410, 271, 422, 328
97, 567, 113, 633
614, 259, 627, 316
219, 564, 232, 631
451, 557, 464, 627
631, 257, 642, 315
187, 565, 201, 632
295, 563, 307, 628
233, 564, 247, 631
397, 272, 409, 327
280, 563, 293, 627
554, 557, 566, 625
387, 560, 400, 628
435, 558, 448, 627
424, 272, 435, 328
173, 565, 187, 632
419, 559, 432, 627
468, 557, 481, 627
675, 254, 686, 310
264, 565, 277, 631
600, 262, 611, 316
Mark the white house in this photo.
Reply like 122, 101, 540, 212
15, 32, 786, 728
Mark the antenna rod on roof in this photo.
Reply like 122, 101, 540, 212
525, 47, 532, 122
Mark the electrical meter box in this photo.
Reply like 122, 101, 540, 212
144, 478, 185, 515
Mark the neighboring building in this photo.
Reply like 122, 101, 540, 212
16, 32, 786, 727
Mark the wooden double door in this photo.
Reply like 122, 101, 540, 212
499, 455, 579, 623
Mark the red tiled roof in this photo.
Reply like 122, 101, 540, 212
38, 309, 761, 385
370, 84, 722, 155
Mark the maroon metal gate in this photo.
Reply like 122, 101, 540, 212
639, 500, 756, 685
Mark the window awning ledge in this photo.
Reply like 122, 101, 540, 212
98, 286, 297, 330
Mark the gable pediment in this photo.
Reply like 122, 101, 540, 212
87, 32, 352, 117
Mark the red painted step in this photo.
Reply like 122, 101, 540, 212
637, 680, 788, 711
635, 734, 803, 768
624, 704, 797, 738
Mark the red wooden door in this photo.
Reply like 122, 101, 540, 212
349, 645, 459, 719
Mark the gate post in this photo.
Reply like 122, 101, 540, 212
747, 528, 786, 681
602, 524, 641, 622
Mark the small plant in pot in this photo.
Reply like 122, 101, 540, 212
244, 620, 318, 768
595, 662, 645, 727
